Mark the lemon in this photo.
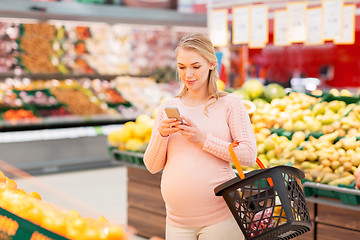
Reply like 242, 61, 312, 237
133, 122, 149, 140
144, 133, 151, 142
216, 79, 225, 91
122, 121, 136, 138
117, 128, 132, 143
125, 138, 144, 152
135, 114, 151, 124
107, 132, 118, 146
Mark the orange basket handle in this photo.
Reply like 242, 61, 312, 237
228, 141, 273, 186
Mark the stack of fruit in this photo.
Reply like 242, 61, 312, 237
0, 171, 128, 240
232, 79, 286, 105
107, 114, 154, 153
244, 87, 360, 187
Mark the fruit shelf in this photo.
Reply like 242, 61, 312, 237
108, 146, 144, 166
0, 207, 68, 240
302, 180, 360, 207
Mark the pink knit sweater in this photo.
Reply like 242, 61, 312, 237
143, 93, 257, 227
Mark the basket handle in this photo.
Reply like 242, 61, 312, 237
228, 141, 274, 186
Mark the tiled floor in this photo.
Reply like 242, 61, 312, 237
14, 165, 149, 240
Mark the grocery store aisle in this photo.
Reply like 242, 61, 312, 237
14, 165, 148, 240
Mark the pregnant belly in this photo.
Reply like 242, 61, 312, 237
161, 166, 234, 217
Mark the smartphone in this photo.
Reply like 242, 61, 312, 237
165, 107, 183, 124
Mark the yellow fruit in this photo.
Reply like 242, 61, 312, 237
135, 114, 151, 124
216, 79, 225, 91
133, 123, 149, 140
123, 121, 136, 134
107, 225, 125, 240
28, 191, 41, 200
117, 128, 132, 143
125, 138, 143, 152
152, 107, 159, 119
107, 132, 119, 146
144, 133, 151, 143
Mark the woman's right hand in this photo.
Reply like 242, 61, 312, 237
158, 118, 182, 137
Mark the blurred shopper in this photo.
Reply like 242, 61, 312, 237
143, 32, 257, 240
355, 166, 360, 189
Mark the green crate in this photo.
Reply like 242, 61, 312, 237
338, 182, 360, 205
109, 147, 144, 166
320, 93, 360, 105
302, 180, 360, 206
0, 207, 68, 240
271, 128, 323, 141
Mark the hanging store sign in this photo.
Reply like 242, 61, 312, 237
287, 1, 307, 43
274, 10, 289, 46
334, 4, 355, 44
209, 9, 228, 47
249, 5, 268, 48
232, 6, 250, 44
305, 7, 324, 45
322, 0, 343, 40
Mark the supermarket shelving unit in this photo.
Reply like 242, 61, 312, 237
0, 0, 207, 175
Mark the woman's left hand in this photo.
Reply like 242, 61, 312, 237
176, 116, 206, 147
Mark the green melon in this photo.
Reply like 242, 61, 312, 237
264, 83, 286, 102
242, 79, 264, 100
233, 88, 250, 100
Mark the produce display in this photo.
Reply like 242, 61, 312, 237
0, 90, 23, 108
2, 109, 40, 125
0, 76, 174, 127
233, 80, 360, 191
20, 23, 58, 74
51, 88, 106, 116
108, 79, 360, 194
0, 19, 195, 77
115, 76, 176, 116
0, 171, 128, 239
0, 22, 20, 74
108, 114, 154, 153
17, 90, 59, 106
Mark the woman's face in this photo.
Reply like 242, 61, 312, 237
177, 48, 214, 93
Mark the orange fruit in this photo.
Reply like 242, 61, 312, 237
42, 216, 67, 237
5, 177, 17, 189
107, 225, 125, 240
95, 216, 110, 228
17, 188, 27, 195
66, 209, 81, 220
83, 227, 101, 240
0, 171, 6, 183
71, 217, 88, 232
28, 191, 42, 200
26, 205, 44, 225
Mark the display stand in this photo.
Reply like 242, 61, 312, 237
127, 165, 165, 239
300, 182, 360, 240
109, 148, 360, 239
0, 1, 206, 175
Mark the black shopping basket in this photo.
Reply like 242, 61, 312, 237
215, 141, 312, 240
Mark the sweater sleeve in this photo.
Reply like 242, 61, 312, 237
143, 103, 169, 174
202, 95, 257, 166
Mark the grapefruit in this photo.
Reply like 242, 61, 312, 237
242, 79, 264, 100
264, 83, 286, 102
242, 100, 256, 114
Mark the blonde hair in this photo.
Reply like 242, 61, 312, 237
175, 32, 227, 113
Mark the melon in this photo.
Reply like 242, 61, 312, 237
264, 83, 286, 102
233, 88, 250, 100
252, 98, 268, 108
242, 79, 264, 100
